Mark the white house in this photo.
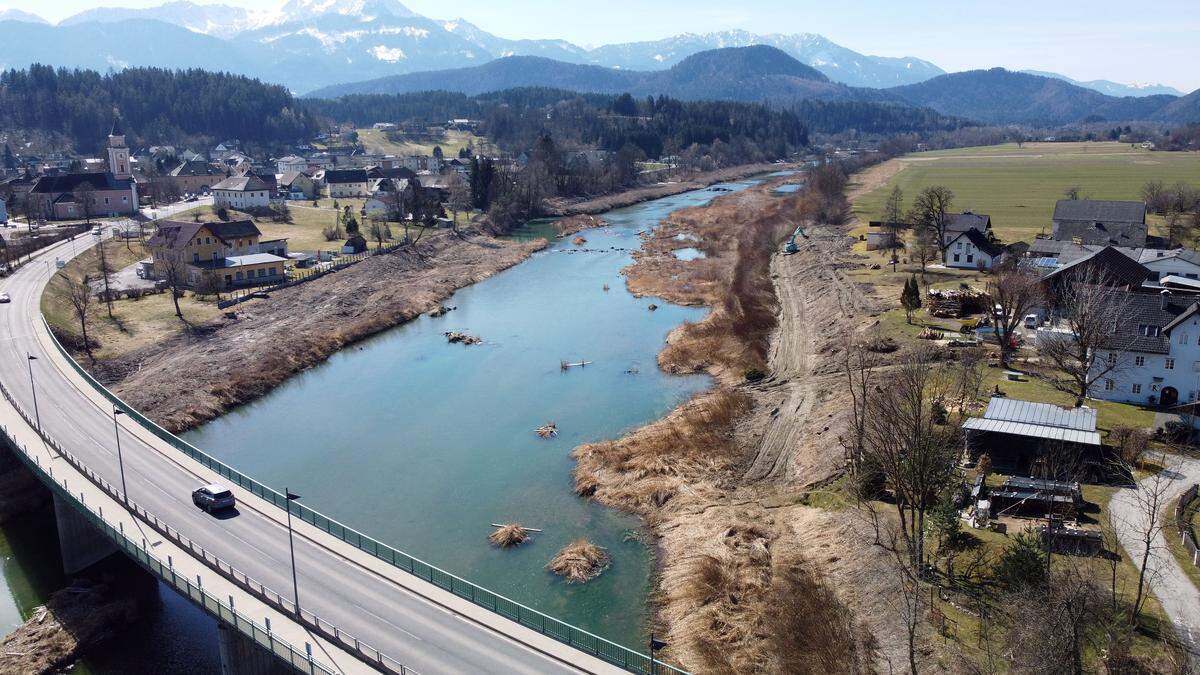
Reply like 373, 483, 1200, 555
323, 169, 369, 198
211, 174, 272, 210
276, 155, 308, 175
1138, 249, 1200, 281
1091, 292, 1200, 407
944, 229, 1004, 270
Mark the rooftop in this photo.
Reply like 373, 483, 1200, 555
962, 397, 1101, 446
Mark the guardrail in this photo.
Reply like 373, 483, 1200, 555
0, 374, 414, 675
0, 389, 334, 673
41, 314, 683, 674
1176, 484, 1199, 569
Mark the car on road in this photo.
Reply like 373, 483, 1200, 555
0, 292, 10, 304
91, 225, 103, 236
192, 484, 236, 513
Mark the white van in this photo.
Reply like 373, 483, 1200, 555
1023, 314, 1039, 329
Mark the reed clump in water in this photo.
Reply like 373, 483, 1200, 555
489, 523, 532, 548
546, 539, 611, 583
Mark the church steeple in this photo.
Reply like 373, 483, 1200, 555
106, 114, 130, 180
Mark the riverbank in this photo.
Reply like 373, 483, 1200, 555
86, 229, 544, 432
572, 174, 912, 671
543, 163, 791, 217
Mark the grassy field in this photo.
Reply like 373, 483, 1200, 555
173, 203, 367, 253
42, 241, 221, 361
356, 128, 483, 156
852, 142, 1200, 243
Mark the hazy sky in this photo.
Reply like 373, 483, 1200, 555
4, 0, 1198, 91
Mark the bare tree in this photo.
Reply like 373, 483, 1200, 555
1063, 186, 1082, 201
838, 344, 878, 486
883, 185, 905, 263
908, 185, 955, 252
368, 217, 391, 249
1005, 564, 1108, 675
95, 234, 115, 318
74, 183, 98, 226
911, 227, 938, 272
446, 172, 472, 232
951, 345, 986, 414
1038, 272, 1134, 405
156, 248, 188, 319
62, 271, 95, 359
862, 346, 960, 573
1118, 450, 1180, 626
985, 261, 1043, 367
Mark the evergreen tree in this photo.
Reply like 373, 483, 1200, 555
901, 275, 922, 324
1, 143, 14, 170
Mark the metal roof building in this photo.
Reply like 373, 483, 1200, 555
963, 397, 1101, 446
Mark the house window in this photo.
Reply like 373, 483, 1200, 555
966, 255, 974, 263
1132, 384, 1142, 394
1107, 352, 1117, 365
953, 254, 960, 262
192, 253, 199, 263
1134, 356, 1145, 367
1139, 325, 1161, 337
104, 197, 110, 205
1180, 333, 1190, 345
1104, 379, 1115, 391
1167, 358, 1175, 370
235, 271, 243, 280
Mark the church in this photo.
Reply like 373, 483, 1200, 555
29, 118, 139, 220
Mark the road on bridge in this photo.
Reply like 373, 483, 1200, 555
0, 211, 625, 674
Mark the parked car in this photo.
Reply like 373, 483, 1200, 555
0, 292, 10, 304
1023, 314, 1039, 329
191, 484, 236, 513
91, 225, 103, 236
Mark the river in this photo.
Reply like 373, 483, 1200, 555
1, 177, 761, 668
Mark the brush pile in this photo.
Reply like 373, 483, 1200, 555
547, 539, 611, 583
489, 523, 532, 548
445, 331, 481, 345
536, 423, 558, 438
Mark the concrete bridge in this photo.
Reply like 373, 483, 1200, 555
0, 230, 672, 674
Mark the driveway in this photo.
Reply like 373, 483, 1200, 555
1110, 455, 1200, 661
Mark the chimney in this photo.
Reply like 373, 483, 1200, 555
1161, 288, 1172, 309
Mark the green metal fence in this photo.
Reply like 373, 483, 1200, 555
40, 315, 684, 675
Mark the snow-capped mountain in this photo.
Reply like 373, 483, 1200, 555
60, 2, 259, 34
1020, 70, 1184, 98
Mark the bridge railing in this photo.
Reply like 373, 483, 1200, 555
0, 371, 416, 675
41, 315, 684, 675
0, 389, 334, 674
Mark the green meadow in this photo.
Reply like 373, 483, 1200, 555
853, 142, 1200, 243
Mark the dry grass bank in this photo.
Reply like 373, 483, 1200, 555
571, 176, 897, 671
94, 229, 544, 432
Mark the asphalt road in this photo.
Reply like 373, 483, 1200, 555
0, 208, 616, 674
1110, 455, 1200, 662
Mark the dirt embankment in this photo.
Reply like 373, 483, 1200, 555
543, 163, 787, 217
572, 176, 911, 671
92, 230, 544, 432
0, 575, 151, 675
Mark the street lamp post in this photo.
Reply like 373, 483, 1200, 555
285, 488, 301, 614
112, 407, 128, 503
25, 354, 39, 431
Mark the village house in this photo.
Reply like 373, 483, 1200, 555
279, 171, 316, 200
211, 174, 272, 210
1051, 199, 1148, 247
941, 211, 992, 247
323, 169, 369, 198
276, 155, 308, 175
146, 219, 288, 290
167, 160, 223, 194
28, 120, 138, 219
1089, 290, 1200, 407
944, 228, 1005, 270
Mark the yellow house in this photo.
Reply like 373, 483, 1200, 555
146, 219, 289, 290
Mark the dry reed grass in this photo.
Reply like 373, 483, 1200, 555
546, 539, 611, 583
489, 523, 531, 548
